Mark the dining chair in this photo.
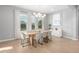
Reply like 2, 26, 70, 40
35, 31, 43, 45
48, 30, 52, 40
42, 32, 49, 43
20, 32, 30, 47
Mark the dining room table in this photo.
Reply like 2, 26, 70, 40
27, 31, 37, 47
26, 30, 52, 47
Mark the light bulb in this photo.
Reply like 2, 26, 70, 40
43, 14, 46, 17
33, 12, 36, 15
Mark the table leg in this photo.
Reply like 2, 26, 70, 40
30, 36, 32, 46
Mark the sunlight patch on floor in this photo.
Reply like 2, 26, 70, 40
0, 46, 13, 51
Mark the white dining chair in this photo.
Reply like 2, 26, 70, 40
35, 31, 43, 45
48, 30, 52, 40
20, 32, 30, 47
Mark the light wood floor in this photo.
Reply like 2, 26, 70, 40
0, 37, 79, 53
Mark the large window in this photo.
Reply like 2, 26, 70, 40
19, 12, 45, 31
20, 13, 28, 31
38, 19, 42, 29
32, 12, 46, 30
31, 15, 36, 30
53, 13, 61, 26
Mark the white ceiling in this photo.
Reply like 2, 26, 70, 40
15, 5, 70, 14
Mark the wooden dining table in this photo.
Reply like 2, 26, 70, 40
26, 30, 52, 47
27, 32, 36, 47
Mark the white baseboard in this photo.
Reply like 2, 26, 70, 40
0, 38, 16, 43
63, 36, 78, 40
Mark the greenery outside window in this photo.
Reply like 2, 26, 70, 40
32, 23, 35, 30
20, 21, 26, 31
31, 15, 36, 30
20, 14, 28, 31
38, 20, 42, 29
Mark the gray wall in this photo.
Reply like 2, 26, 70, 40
78, 9, 79, 40
62, 7, 77, 40
0, 6, 15, 40
43, 14, 49, 30
76, 6, 79, 40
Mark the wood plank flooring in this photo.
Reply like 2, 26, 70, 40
0, 37, 79, 53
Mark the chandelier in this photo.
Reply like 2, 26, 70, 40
33, 12, 46, 18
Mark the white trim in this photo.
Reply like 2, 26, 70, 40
63, 36, 78, 40
0, 38, 16, 43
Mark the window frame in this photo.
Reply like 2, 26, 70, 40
52, 13, 61, 26
20, 12, 28, 31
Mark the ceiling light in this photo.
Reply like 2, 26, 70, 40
33, 12, 46, 18
43, 14, 46, 17
33, 12, 36, 15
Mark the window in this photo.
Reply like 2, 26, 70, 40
38, 19, 42, 29
53, 13, 61, 26
32, 23, 35, 30
31, 15, 36, 30
32, 12, 46, 30
20, 14, 28, 31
